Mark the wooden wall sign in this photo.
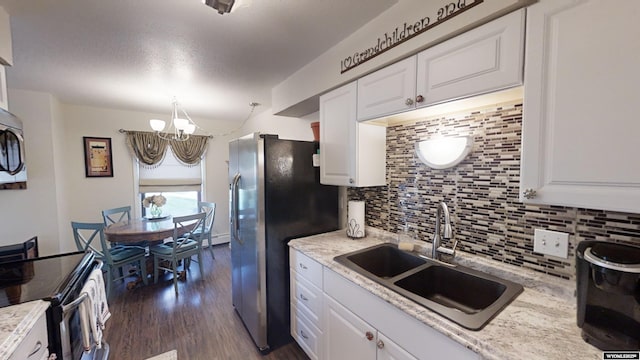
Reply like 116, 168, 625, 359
340, 0, 484, 74
83, 136, 114, 177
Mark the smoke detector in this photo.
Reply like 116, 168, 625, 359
202, 0, 235, 15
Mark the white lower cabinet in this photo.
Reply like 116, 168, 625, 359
324, 294, 416, 360
290, 250, 324, 360
290, 249, 480, 360
291, 302, 323, 360
8, 310, 49, 360
324, 294, 376, 360
376, 332, 418, 360
323, 267, 480, 360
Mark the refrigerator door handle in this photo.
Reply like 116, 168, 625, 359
231, 173, 243, 244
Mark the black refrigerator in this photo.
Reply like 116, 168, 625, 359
229, 133, 339, 353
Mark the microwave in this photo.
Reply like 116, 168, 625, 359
0, 108, 27, 189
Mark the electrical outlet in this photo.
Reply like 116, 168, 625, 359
533, 229, 569, 258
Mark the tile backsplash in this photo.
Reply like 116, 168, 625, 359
348, 102, 640, 280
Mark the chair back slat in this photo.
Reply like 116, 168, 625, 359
172, 212, 206, 254
199, 201, 216, 233
71, 221, 110, 262
102, 206, 132, 226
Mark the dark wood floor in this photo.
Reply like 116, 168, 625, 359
103, 245, 309, 360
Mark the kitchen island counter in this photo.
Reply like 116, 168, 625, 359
289, 228, 601, 360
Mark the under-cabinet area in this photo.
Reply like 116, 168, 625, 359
289, 229, 602, 360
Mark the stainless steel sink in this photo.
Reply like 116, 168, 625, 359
334, 243, 523, 330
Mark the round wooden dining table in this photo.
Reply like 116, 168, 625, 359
104, 216, 196, 244
104, 216, 198, 288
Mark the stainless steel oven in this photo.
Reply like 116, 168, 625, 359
0, 251, 109, 360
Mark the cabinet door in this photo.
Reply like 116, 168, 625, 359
8, 311, 48, 360
320, 82, 356, 186
416, 9, 524, 107
357, 56, 417, 121
520, 0, 640, 213
0, 66, 7, 111
376, 332, 418, 360
324, 294, 376, 360
0, 7, 12, 66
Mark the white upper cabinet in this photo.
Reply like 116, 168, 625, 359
0, 7, 13, 66
355, 9, 524, 122
0, 66, 7, 111
320, 82, 386, 187
357, 57, 417, 122
520, 0, 640, 213
416, 8, 524, 106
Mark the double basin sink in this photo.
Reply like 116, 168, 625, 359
334, 243, 523, 330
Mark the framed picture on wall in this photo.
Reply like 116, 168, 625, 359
83, 136, 113, 177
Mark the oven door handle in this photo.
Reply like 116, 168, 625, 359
61, 259, 104, 315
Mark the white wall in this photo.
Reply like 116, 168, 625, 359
0, 90, 61, 255
0, 89, 314, 254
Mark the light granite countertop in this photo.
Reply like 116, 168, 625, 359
289, 228, 602, 360
0, 300, 49, 359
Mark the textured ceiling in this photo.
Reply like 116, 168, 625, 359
0, 0, 397, 123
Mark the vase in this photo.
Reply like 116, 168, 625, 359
150, 204, 162, 218
310, 121, 320, 142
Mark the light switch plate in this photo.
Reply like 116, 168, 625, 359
533, 229, 569, 258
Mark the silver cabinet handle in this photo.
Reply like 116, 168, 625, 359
377, 340, 385, 349
299, 263, 308, 270
405, 98, 414, 106
300, 330, 309, 340
523, 188, 537, 199
349, 178, 354, 184
28, 341, 42, 358
300, 293, 308, 301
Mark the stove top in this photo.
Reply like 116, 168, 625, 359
0, 252, 88, 308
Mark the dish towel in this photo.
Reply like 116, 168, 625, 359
79, 268, 111, 351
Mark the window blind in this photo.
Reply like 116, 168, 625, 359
139, 147, 202, 192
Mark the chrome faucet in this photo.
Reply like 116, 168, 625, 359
432, 202, 457, 261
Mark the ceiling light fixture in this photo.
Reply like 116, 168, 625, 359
202, 0, 235, 14
149, 98, 200, 141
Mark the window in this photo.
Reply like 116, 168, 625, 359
140, 191, 199, 218
138, 147, 203, 217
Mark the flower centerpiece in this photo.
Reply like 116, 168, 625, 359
143, 194, 167, 218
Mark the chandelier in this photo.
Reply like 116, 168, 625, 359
202, 0, 235, 14
149, 99, 200, 141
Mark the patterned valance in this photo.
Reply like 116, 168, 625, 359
124, 131, 209, 167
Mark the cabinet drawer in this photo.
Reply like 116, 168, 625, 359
291, 303, 322, 360
292, 271, 323, 325
8, 312, 48, 360
290, 250, 322, 288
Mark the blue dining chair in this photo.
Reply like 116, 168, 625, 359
71, 221, 148, 298
102, 205, 148, 277
189, 201, 216, 259
150, 212, 206, 295
101, 206, 132, 226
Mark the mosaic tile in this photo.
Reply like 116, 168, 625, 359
348, 102, 640, 280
